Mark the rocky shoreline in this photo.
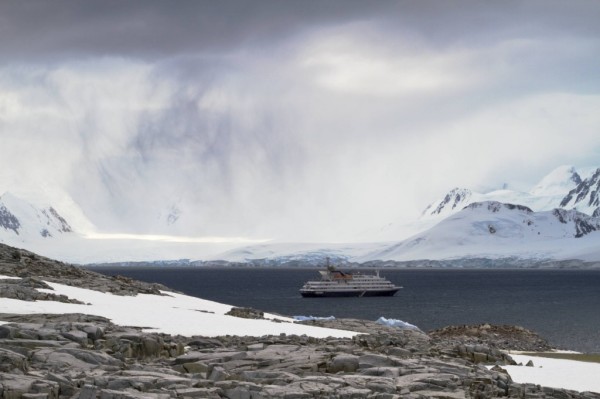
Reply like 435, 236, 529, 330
1, 243, 599, 399
1, 313, 598, 399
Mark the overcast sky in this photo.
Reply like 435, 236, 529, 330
1, 1, 600, 241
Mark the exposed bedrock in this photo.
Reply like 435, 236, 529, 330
0, 314, 597, 399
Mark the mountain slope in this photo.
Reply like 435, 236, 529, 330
0, 192, 74, 243
421, 166, 594, 221
362, 201, 600, 262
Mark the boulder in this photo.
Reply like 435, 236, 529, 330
327, 354, 360, 373
0, 348, 28, 372
98, 389, 171, 399
61, 330, 89, 345
77, 384, 98, 399
359, 354, 394, 369
209, 366, 230, 382
225, 307, 264, 319
182, 361, 210, 374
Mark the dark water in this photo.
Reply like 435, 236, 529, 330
90, 267, 600, 353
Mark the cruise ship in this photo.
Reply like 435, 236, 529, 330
300, 262, 401, 298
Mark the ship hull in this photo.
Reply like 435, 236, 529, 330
300, 288, 399, 298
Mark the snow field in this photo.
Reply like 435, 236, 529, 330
500, 354, 600, 394
0, 276, 357, 338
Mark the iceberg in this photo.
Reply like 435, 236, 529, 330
375, 316, 419, 330
293, 315, 336, 321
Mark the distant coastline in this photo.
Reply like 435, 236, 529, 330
85, 257, 600, 269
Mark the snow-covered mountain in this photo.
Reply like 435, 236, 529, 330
364, 165, 591, 243
0, 192, 74, 243
529, 165, 583, 196
4, 164, 600, 266
421, 165, 594, 221
201, 200, 600, 265
361, 201, 600, 262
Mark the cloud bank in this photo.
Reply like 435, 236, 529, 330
1, 1, 599, 241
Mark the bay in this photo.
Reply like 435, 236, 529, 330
90, 267, 600, 353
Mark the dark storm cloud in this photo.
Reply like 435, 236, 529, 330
1, 0, 599, 63
0, 0, 377, 62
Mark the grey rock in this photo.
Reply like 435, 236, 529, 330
31, 347, 122, 370
359, 354, 394, 368
335, 386, 373, 398
77, 384, 98, 399
181, 361, 209, 374
416, 390, 467, 399
366, 378, 397, 393
175, 387, 223, 397
225, 307, 264, 319
360, 367, 400, 378
387, 347, 412, 357
21, 394, 51, 399
209, 366, 230, 382
61, 330, 89, 345
0, 374, 59, 399
83, 325, 105, 341
252, 384, 311, 399
328, 354, 360, 373
59, 347, 123, 366
0, 347, 28, 372
0, 339, 64, 349
0, 325, 17, 339
186, 337, 224, 349
240, 370, 300, 384
99, 389, 170, 399
224, 386, 252, 399
246, 343, 265, 351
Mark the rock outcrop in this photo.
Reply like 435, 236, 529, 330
0, 244, 172, 296
0, 313, 598, 399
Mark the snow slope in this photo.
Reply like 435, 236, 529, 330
503, 354, 600, 394
0, 192, 74, 242
211, 241, 393, 264
0, 275, 357, 338
361, 201, 600, 262
422, 166, 591, 222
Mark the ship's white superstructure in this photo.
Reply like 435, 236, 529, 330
300, 262, 401, 297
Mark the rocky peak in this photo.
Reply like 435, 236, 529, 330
551, 208, 600, 238
424, 188, 472, 216
559, 168, 600, 216
0, 204, 21, 234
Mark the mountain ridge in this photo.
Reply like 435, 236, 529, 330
3, 165, 600, 265
360, 200, 600, 262
422, 165, 599, 222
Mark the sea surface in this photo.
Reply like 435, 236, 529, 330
90, 267, 600, 353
